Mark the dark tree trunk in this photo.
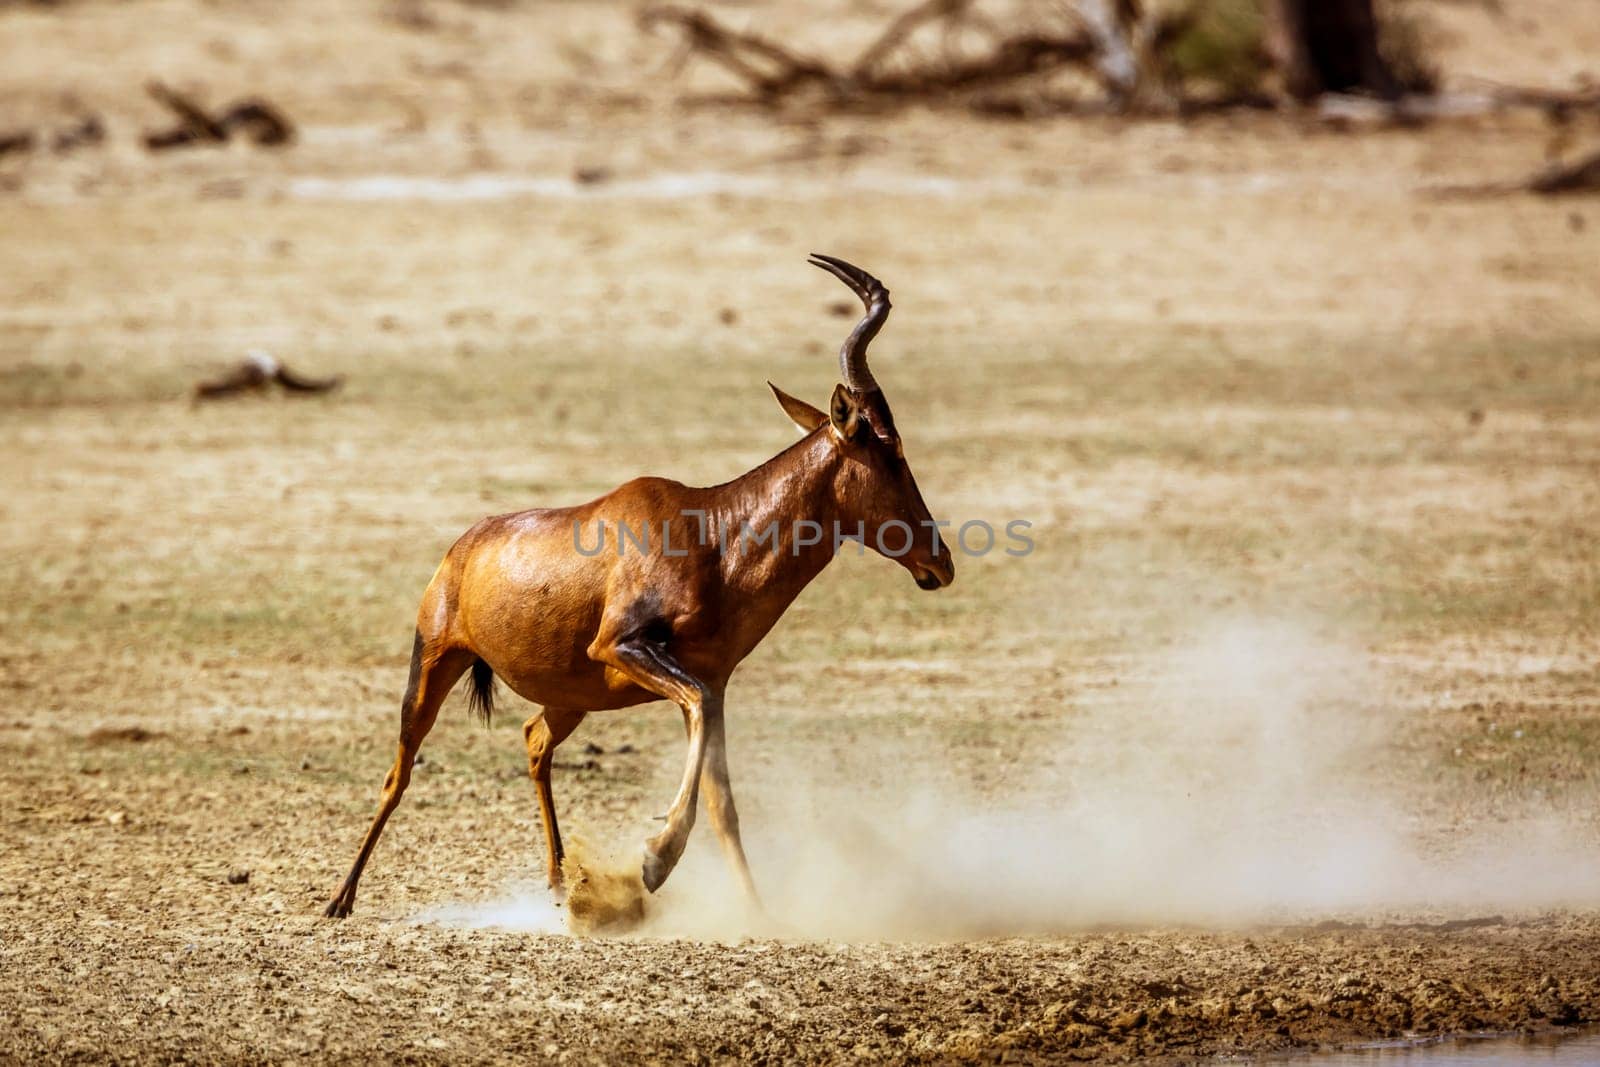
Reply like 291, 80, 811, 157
1272, 0, 1401, 101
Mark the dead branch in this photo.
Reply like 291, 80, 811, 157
639, 6, 838, 102
1482, 83, 1600, 121
217, 100, 294, 146
1428, 146, 1600, 199
640, 1, 1097, 107
1524, 148, 1600, 196
143, 82, 228, 149
144, 82, 295, 151
194, 351, 341, 400
850, 0, 974, 85
1071, 0, 1138, 103
868, 30, 1095, 95
638, 0, 1599, 121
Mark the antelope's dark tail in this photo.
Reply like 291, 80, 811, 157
466, 658, 496, 725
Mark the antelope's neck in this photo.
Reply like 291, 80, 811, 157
710, 428, 841, 613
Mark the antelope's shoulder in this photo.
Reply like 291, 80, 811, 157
451, 505, 573, 550
589, 475, 698, 515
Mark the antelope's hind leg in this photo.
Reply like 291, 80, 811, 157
324, 634, 473, 919
523, 706, 586, 897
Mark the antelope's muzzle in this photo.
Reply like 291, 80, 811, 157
914, 554, 955, 590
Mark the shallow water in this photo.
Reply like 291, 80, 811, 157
1307, 1031, 1600, 1065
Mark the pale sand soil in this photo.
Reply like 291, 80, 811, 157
3, 0, 1600, 1062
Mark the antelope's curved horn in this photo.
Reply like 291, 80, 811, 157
809, 252, 889, 394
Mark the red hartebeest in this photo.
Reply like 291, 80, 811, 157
324, 255, 953, 918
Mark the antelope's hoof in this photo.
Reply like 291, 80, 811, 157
323, 898, 352, 919
641, 849, 668, 894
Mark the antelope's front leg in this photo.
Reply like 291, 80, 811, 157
642, 686, 721, 892
592, 624, 720, 893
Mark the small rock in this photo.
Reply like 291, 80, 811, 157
1059, 1022, 1104, 1046
1110, 1009, 1146, 1031
583, 741, 605, 756
227, 869, 250, 885
86, 725, 161, 745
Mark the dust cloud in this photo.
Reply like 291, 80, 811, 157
559, 837, 651, 934
717, 618, 1600, 939
429, 617, 1600, 940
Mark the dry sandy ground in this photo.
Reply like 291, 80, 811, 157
3, 0, 1600, 1063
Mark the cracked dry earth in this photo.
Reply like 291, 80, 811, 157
6, 900, 1600, 1063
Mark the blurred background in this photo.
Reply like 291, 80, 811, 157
2, 0, 1599, 1056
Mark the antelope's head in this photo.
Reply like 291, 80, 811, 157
769, 254, 954, 592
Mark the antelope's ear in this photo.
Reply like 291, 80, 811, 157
828, 383, 862, 441
768, 381, 827, 432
